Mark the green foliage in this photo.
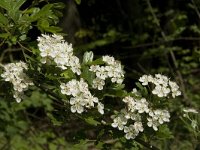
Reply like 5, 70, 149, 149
0, 0, 64, 46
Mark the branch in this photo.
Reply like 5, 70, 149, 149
135, 138, 160, 150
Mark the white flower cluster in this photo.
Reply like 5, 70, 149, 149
37, 34, 81, 75
111, 109, 144, 139
147, 109, 170, 131
123, 96, 149, 113
1, 61, 34, 103
139, 74, 181, 98
111, 86, 172, 139
89, 56, 124, 90
60, 78, 104, 114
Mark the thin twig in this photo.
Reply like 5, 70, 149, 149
135, 138, 160, 150
191, 0, 200, 20
0, 48, 21, 62
17, 42, 32, 52
124, 37, 200, 49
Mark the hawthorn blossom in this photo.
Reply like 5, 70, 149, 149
124, 122, 144, 139
92, 77, 105, 90
111, 114, 127, 130
37, 34, 81, 75
60, 78, 103, 114
135, 98, 149, 113
89, 55, 124, 90
122, 96, 149, 114
1, 61, 33, 102
147, 109, 170, 130
139, 74, 181, 98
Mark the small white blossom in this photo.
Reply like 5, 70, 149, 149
152, 85, 170, 97
92, 77, 105, 90
169, 81, 181, 98
124, 122, 143, 139
139, 75, 149, 85
135, 98, 149, 113
122, 96, 136, 112
111, 115, 127, 130
124, 125, 138, 139
147, 117, 159, 131
102, 56, 115, 65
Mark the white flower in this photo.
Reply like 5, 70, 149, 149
85, 93, 98, 108
134, 121, 144, 133
135, 98, 149, 113
89, 65, 100, 72
169, 81, 181, 98
124, 125, 138, 139
147, 117, 159, 131
1, 61, 33, 102
102, 55, 115, 65
96, 66, 107, 80
139, 75, 149, 85
92, 77, 105, 90
123, 96, 149, 114
111, 115, 127, 130
122, 96, 136, 112
154, 74, 169, 87
152, 85, 170, 97
153, 109, 170, 124
70, 102, 84, 114
128, 112, 141, 121
123, 122, 143, 139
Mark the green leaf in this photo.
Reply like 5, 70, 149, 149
88, 58, 105, 65
60, 69, 75, 79
81, 66, 95, 85
0, 12, 8, 25
156, 125, 174, 139
30, 4, 53, 22
43, 26, 62, 33
37, 19, 49, 28
13, 0, 26, 10
0, 0, 11, 10
84, 117, 100, 126
0, 33, 10, 38
74, 0, 81, 5
135, 82, 144, 91
52, 2, 65, 9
